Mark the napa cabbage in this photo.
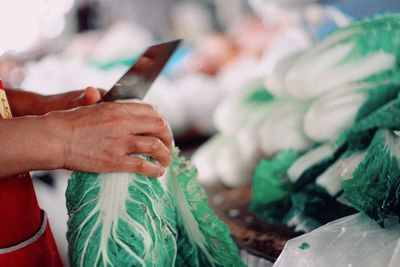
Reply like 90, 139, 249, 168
66, 151, 245, 267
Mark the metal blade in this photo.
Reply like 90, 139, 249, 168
100, 39, 181, 102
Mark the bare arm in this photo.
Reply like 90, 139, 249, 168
0, 115, 62, 176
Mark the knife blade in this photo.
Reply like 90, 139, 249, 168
100, 39, 181, 102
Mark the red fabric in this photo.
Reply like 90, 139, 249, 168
0, 174, 42, 248
0, 85, 63, 266
0, 221, 63, 267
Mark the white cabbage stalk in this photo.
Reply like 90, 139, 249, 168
316, 152, 367, 196
215, 140, 252, 188
258, 101, 313, 157
303, 89, 368, 142
288, 143, 335, 182
213, 79, 268, 135
265, 51, 305, 98
191, 135, 227, 186
236, 105, 275, 168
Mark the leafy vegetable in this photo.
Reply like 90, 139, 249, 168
66, 152, 245, 266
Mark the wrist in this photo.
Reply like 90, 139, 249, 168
40, 111, 72, 169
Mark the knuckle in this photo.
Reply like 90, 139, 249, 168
134, 160, 146, 172
154, 117, 167, 128
128, 141, 140, 153
150, 139, 162, 150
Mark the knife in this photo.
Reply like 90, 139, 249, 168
100, 39, 181, 102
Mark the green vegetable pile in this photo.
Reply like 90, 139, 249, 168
249, 13, 400, 231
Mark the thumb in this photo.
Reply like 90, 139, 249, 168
81, 87, 102, 105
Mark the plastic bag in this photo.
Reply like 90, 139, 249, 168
273, 213, 400, 267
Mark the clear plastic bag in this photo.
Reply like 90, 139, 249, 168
273, 213, 400, 267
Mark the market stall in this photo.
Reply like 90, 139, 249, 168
0, 0, 399, 266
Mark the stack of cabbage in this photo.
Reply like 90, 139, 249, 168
193, 13, 400, 231
66, 151, 245, 266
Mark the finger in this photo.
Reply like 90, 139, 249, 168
122, 156, 165, 178
83, 87, 102, 104
125, 135, 171, 167
127, 116, 173, 150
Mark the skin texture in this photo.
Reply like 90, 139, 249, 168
0, 87, 172, 178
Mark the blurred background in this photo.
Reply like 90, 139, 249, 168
1, 0, 398, 265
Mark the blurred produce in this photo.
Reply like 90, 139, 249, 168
187, 34, 238, 75
192, 17, 400, 264
247, 14, 400, 234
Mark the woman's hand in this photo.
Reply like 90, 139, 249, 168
47, 101, 173, 177
0, 101, 172, 179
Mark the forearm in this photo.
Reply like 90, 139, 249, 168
0, 115, 64, 178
